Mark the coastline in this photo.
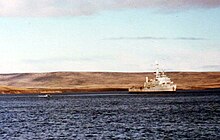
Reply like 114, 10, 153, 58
0, 87, 220, 94
0, 71, 219, 94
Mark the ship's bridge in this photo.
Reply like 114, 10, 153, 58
156, 76, 171, 84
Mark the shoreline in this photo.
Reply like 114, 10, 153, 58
0, 71, 219, 94
0, 87, 220, 94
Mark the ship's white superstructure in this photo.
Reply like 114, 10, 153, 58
129, 64, 177, 93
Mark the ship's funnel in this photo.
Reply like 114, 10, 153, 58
146, 77, 148, 83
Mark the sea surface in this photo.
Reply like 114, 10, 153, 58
0, 90, 220, 139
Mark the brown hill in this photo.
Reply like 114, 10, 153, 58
0, 72, 219, 93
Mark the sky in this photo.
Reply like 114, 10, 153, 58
0, 0, 220, 73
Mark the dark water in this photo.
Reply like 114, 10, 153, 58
0, 91, 220, 139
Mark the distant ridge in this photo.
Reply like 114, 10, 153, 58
0, 72, 219, 94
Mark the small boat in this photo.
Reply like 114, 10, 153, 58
38, 94, 51, 98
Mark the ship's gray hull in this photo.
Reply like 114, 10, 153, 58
128, 91, 176, 94
129, 85, 176, 93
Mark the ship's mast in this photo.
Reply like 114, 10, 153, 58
155, 62, 160, 78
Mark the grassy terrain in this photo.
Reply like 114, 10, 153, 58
0, 72, 219, 94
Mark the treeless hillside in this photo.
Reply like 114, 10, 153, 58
0, 72, 219, 93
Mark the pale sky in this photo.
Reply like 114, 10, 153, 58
0, 0, 220, 73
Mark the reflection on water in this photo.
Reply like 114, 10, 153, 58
0, 91, 220, 139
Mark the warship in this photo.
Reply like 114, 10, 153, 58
129, 64, 177, 93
